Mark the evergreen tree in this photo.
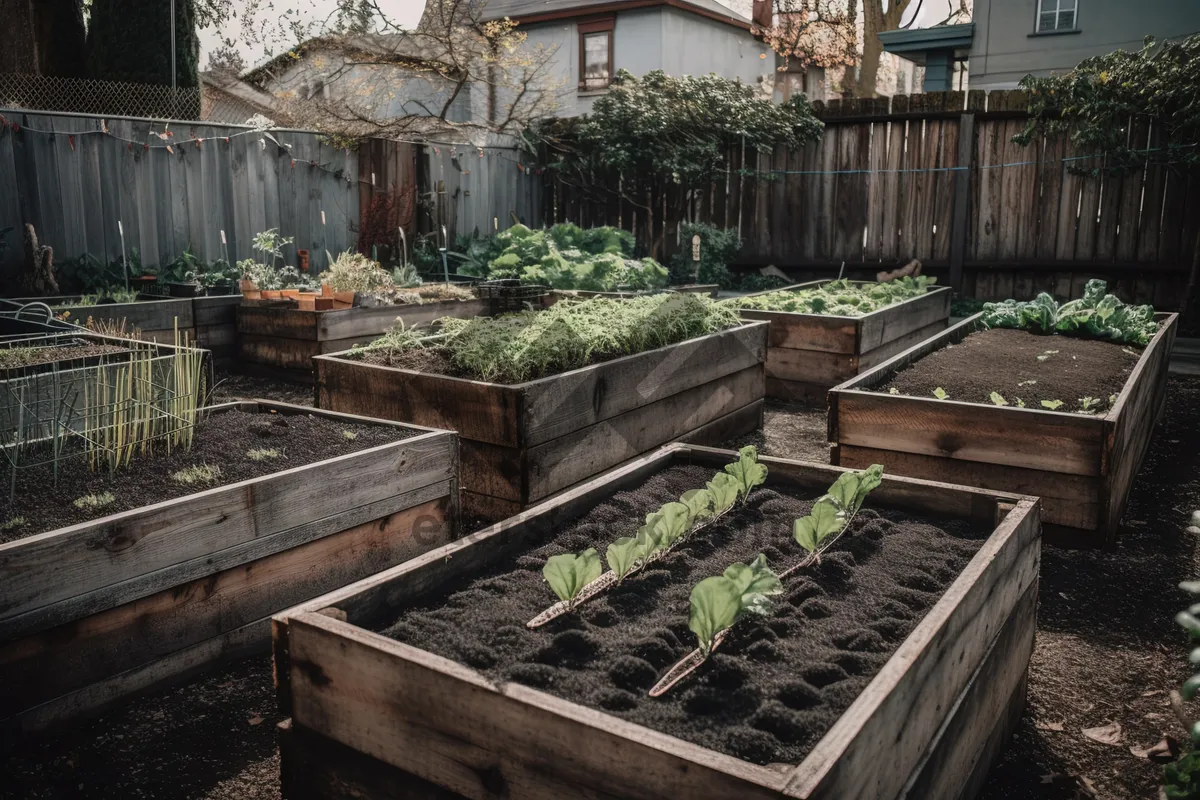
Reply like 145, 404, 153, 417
87, 0, 199, 88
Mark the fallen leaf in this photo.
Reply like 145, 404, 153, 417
1130, 736, 1179, 763
248, 715, 264, 726
1036, 719, 1066, 732
1082, 721, 1123, 746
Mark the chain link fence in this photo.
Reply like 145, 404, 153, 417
0, 73, 200, 120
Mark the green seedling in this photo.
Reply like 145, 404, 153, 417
1041, 399, 1065, 410
688, 555, 782, 657
933, 387, 948, 400
74, 492, 115, 511
342, 430, 358, 441
1079, 396, 1102, 412
1, 516, 27, 532
246, 448, 283, 461
171, 464, 222, 486
543, 549, 602, 609
989, 392, 1008, 407
888, 387, 900, 395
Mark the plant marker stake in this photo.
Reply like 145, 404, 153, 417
398, 226, 407, 269
220, 229, 229, 271
118, 220, 130, 293
440, 224, 449, 285
321, 210, 327, 268
838, 260, 846, 280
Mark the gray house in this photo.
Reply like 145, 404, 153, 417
478, 0, 775, 117
880, 0, 1200, 92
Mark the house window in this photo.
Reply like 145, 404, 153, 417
1037, 0, 1077, 32
579, 17, 614, 90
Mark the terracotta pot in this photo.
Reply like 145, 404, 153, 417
333, 291, 356, 307
281, 289, 301, 300
243, 290, 262, 300
313, 296, 335, 311
262, 290, 283, 300
297, 296, 316, 311
321, 283, 333, 297
239, 279, 258, 293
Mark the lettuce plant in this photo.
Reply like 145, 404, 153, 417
727, 276, 936, 317
543, 549, 602, 609
981, 280, 1158, 345
527, 447, 767, 628
1166, 580, 1200, 798
790, 465, 883, 571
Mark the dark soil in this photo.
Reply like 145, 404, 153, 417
1, 655, 282, 800
0, 343, 128, 372
210, 370, 313, 407
879, 328, 1141, 412
722, 401, 830, 462
0, 409, 409, 542
355, 345, 465, 377
981, 375, 1200, 800
380, 464, 990, 766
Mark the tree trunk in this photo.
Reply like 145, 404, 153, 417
848, 0, 911, 98
0, 0, 86, 77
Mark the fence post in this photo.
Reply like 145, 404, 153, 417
948, 110, 975, 294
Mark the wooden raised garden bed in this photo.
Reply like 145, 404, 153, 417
193, 295, 242, 366
21, 295, 197, 343
545, 284, 721, 305
736, 281, 951, 405
315, 321, 769, 519
0, 400, 459, 734
237, 297, 490, 381
273, 443, 1041, 800
829, 312, 1178, 545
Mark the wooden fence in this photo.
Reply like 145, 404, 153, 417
542, 90, 1200, 308
0, 109, 361, 281
418, 140, 543, 244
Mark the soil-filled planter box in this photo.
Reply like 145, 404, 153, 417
544, 285, 721, 305
273, 443, 1040, 800
0, 401, 459, 734
736, 281, 951, 405
20, 296, 197, 343
236, 297, 491, 382
829, 312, 1177, 545
315, 321, 769, 519
193, 295, 242, 366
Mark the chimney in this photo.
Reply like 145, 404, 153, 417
752, 0, 773, 30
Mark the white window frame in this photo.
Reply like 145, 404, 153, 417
1036, 0, 1078, 33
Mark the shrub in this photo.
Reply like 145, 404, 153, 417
669, 223, 742, 288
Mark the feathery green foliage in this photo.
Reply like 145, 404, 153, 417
727, 277, 936, 316
358, 293, 740, 383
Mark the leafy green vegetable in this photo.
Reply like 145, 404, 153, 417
726, 276, 936, 317
706, 472, 741, 514
680, 488, 714, 521
933, 387, 948, 400
688, 554, 782, 655
981, 280, 1158, 345
1079, 396, 1102, 412
724, 445, 767, 502
647, 502, 693, 547
793, 500, 842, 554
1015, 398, 1025, 408
888, 387, 899, 395
543, 549, 603, 607
1042, 399, 1064, 410
989, 392, 1008, 407
606, 537, 642, 582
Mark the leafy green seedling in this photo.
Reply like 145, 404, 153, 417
989, 392, 1008, 406
1, 516, 27, 532
679, 488, 714, 521
342, 430, 358, 441
543, 549, 602, 608
932, 387, 948, 400
794, 500, 842, 555
247, 448, 283, 461
724, 445, 767, 503
646, 502, 692, 548
688, 555, 782, 656
1015, 398, 1025, 408
1041, 399, 1064, 410
1079, 396, 1102, 412
606, 538, 642, 583
888, 387, 899, 395
172, 464, 222, 486
1108, 394, 1118, 407
706, 472, 741, 514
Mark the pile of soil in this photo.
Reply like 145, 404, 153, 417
0, 343, 128, 372
722, 401, 830, 462
0, 409, 411, 542
210, 370, 314, 407
380, 464, 991, 766
878, 328, 1140, 411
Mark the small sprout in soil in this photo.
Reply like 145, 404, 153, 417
1078, 396, 1102, 413
246, 448, 283, 461
989, 392, 1008, 407
1015, 397, 1025, 408
74, 492, 115, 511
171, 464, 223, 486
1042, 399, 1065, 410
543, 549, 602, 609
888, 387, 900, 395
1108, 393, 1118, 407
689, 555, 782, 657
1, 516, 27, 532
932, 387, 949, 400
342, 430, 358, 441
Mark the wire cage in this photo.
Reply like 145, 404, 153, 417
0, 331, 207, 502
474, 279, 550, 313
